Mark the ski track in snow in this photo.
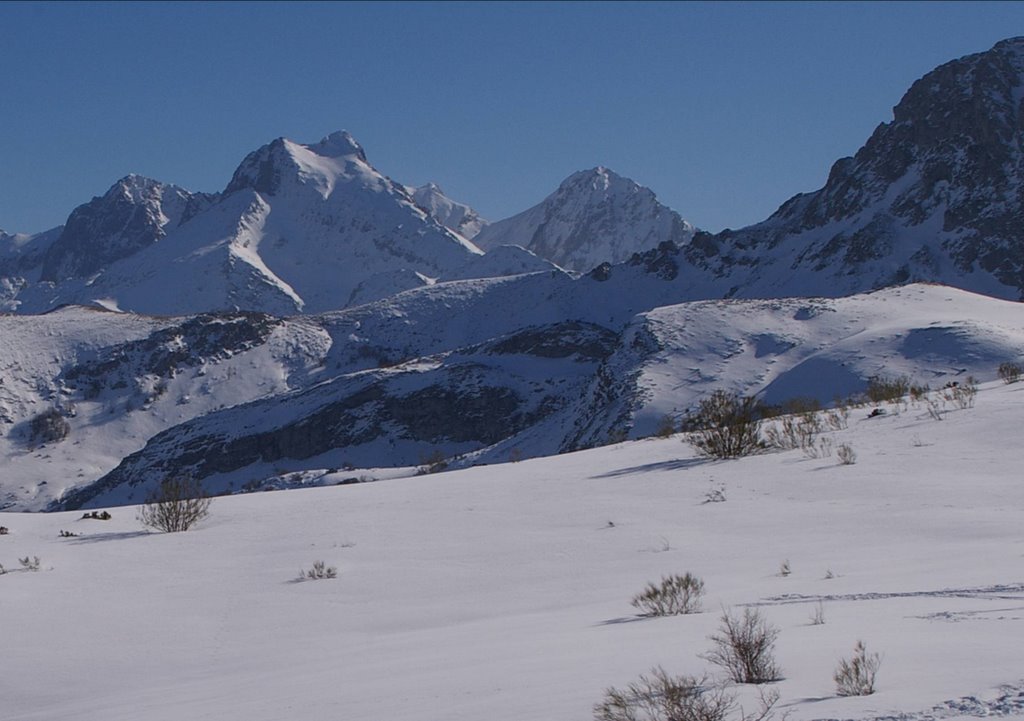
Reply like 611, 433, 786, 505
759, 583, 1024, 607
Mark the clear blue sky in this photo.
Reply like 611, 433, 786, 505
1, 1, 1022, 234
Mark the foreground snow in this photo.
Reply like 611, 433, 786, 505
3, 382, 1024, 721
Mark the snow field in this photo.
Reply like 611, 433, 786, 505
3, 381, 1023, 720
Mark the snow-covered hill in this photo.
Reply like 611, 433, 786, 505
473, 167, 696, 273
4, 378, 1024, 721
2, 283, 1013, 512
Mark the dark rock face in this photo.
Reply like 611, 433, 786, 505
679, 37, 1024, 300
40, 176, 197, 282
484, 321, 618, 360
63, 312, 280, 397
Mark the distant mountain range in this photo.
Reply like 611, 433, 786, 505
2, 37, 1024, 511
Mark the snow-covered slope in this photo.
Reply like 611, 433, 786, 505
41, 283, 1024, 512
473, 167, 696, 273
4, 379, 1024, 721
410, 182, 489, 239
670, 36, 1024, 301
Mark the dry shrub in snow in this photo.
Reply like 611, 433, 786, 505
865, 376, 910, 404
998, 362, 1021, 384
138, 477, 211, 533
301, 560, 337, 580
29, 408, 70, 444
704, 607, 782, 684
631, 573, 705, 616
836, 444, 856, 465
834, 640, 881, 696
687, 391, 763, 459
594, 669, 733, 721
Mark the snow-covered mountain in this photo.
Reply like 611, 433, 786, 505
1, 132, 493, 315
410, 182, 489, 239
668, 36, 1024, 301
473, 167, 697, 273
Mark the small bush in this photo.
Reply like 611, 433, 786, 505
0, 526, 8, 535
654, 414, 677, 438
301, 560, 337, 580
809, 602, 826, 626
998, 362, 1022, 384
416, 450, 448, 475
865, 376, 910, 404
59, 529, 78, 538
19, 556, 41, 571
778, 560, 791, 577
687, 391, 764, 459
29, 408, 70, 444
631, 573, 705, 616
944, 376, 977, 409
594, 668, 733, 721
834, 640, 881, 696
138, 477, 211, 533
704, 607, 782, 684
836, 444, 856, 465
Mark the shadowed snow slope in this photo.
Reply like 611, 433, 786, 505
3, 379, 1024, 720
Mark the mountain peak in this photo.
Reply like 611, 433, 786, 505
474, 167, 695, 272
309, 130, 367, 162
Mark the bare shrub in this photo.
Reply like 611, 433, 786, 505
836, 444, 856, 465
865, 376, 909, 404
944, 377, 977, 409
137, 477, 211, 533
0, 526, 8, 535
594, 668, 734, 721
631, 573, 705, 616
704, 607, 782, 684
29, 408, 70, 445
809, 602, 826, 626
778, 560, 791, 577
824, 408, 849, 431
686, 391, 763, 459
834, 640, 881, 696
19, 556, 41, 571
416, 449, 448, 475
655, 414, 677, 438
300, 560, 337, 580
998, 362, 1021, 384
764, 412, 820, 453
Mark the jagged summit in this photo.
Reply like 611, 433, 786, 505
309, 130, 367, 161
669, 36, 1024, 301
473, 166, 695, 272
410, 182, 488, 239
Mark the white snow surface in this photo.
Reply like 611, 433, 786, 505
410, 182, 489, 240
3, 379, 1024, 720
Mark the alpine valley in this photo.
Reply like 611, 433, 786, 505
2, 37, 1024, 513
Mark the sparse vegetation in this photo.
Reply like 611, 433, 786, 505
865, 376, 910, 404
594, 668, 734, 721
416, 449, 449, 475
138, 477, 211, 533
19, 556, 41, 571
29, 408, 70, 444
655, 414, 677, 438
834, 640, 881, 696
836, 444, 856, 465
686, 391, 764, 459
998, 362, 1021, 384
944, 376, 977, 409
631, 573, 705, 616
0, 526, 8, 535
704, 607, 782, 684
809, 602, 826, 626
301, 560, 337, 580
778, 560, 791, 577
